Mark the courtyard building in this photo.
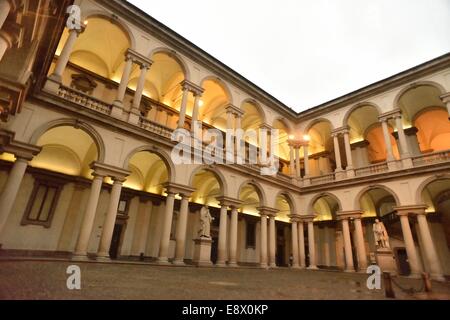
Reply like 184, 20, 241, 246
0, 0, 449, 283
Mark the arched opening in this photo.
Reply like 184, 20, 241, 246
421, 178, 450, 252
124, 151, 170, 195
190, 168, 224, 208
242, 100, 264, 146
274, 194, 292, 266
239, 183, 263, 217
52, 16, 132, 101
311, 194, 340, 222
307, 120, 334, 176
272, 119, 291, 174
359, 187, 398, 218
397, 84, 449, 155
199, 78, 231, 131
365, 123, 400, 163
30, 126, 99, 179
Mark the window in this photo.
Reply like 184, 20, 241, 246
117, 199, 129, 216
246, 220, 256, 248
22, 179, 63, 228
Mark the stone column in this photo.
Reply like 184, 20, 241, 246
415, 210, 445, 281
290, 219, 299, 268
269, 214, 277, 268
173, 194, 191, 265
353, 216, 367, 270
113, 54, 133, 108
295, 146, 301, 179
73, 173, 104, 258
216, 204, 228, 267
158, 191, 176, 264
51, 28, 82, 82
298, 220, 306, 268
289, 144, 295, 177
235, 114, 242, 131
303, 144, 310, 178
307, 219, 317, 269
97, 178, 125, 259
394, 114, 410, 157
226, 109, 234, 132
137, 200, 153, 256
0, 157, 29, 235
380, 119, 395, 162
260, 213, 268, 268
0, 32, 11, 62
441, 93, 450, 118
396, 210, 422, 277
333, 134, 343, 172
131, 63, 150, 113
177, 85, 190, 129
0, 0, 12, 29
340, 218, 355, 272
343, 131, 353, 170
191, 92, 202, 132
228, 206, 239, 267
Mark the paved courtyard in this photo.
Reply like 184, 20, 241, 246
0, 259, 449, 300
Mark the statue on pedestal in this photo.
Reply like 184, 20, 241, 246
199, 206, 214, 239
373, 219, 390, 250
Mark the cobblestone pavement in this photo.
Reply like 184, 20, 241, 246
0, 260, 449, 300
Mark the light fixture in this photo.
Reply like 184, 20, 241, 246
288, 135, 295, 140
303, 135, 311, 142
199, 100, 204, 107
83, 20, 89, 26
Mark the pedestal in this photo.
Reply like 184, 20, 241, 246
193, 237, 213, 267
375, 248, 397, 274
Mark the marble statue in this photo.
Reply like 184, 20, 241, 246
373, 219, 390, 249
199, 206, 214, 239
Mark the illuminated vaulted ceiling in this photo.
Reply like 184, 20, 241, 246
366, 124, 400, 163
275, 194, 292, 223
191, 169, 222, 207
31, 126, 98, 178
360, 188, 397, 218
347, 105, 379, 143
313, 195, 339, 221
272, 119, 290, 160
125, 152, 168, 195
421, 179, 450, 213
239, 184, 262, 217
57, 17, 131, 80
307, 121, 332, 155
199, 79, 230, 130
398, 85, 445, 125
415, 109, 450, 153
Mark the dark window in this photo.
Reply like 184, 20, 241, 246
246, 220, 256, 248
117, 199, 130, 216
22, 180, 63, 228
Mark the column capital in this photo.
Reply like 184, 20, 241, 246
332, 126, 350, 136
225, 104, 244, 117
125, 48, 153, 69
180, 80, 204, 96
394, 205, 428, 216
440, 92, 450, 103
216, 196, 242, 208
288, 214, 301, 222
378, 108, 402, 122
299, 214, 317, 223
257, 206, 279, 217
336, 210, 364, 220
162, 182, 196, 196
89, 162, 130, 181
0, 130, 41, 160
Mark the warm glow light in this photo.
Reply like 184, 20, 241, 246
84, 20, 89, 26
288, 135, 295, 140
303, 135, 311, 142
199, 100, 204, 107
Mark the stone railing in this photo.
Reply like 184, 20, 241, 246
355, 162, 389, 177
138, 117, 173, 139
57, 85, 112, 115
310, 173, 335, 185
412, 150, 450, 167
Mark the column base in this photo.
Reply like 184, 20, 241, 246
346, 168, 355, 178
307, 265, 318, 270
344, 268, 356, 273
335, 170, 346, 180
430, 273, 446, 282
260, 263, 269, 269
172, 260, 186, 266
215, 262, 228, 268
128, 109, 140, 125
43, 76, 62, 94
71, 254, 90, 262
269, 263, 277, 268
111, 101, 124, 119
227, 262, 238, 268
291, 265, 300, 269
157, 257, 171, 265
96, 255, 111, 262
401, 157, 413, 169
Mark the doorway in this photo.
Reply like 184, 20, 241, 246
109, 223, 124, 259
395, 248, 411, 276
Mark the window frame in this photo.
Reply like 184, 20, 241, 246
21, 178, 64, 228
